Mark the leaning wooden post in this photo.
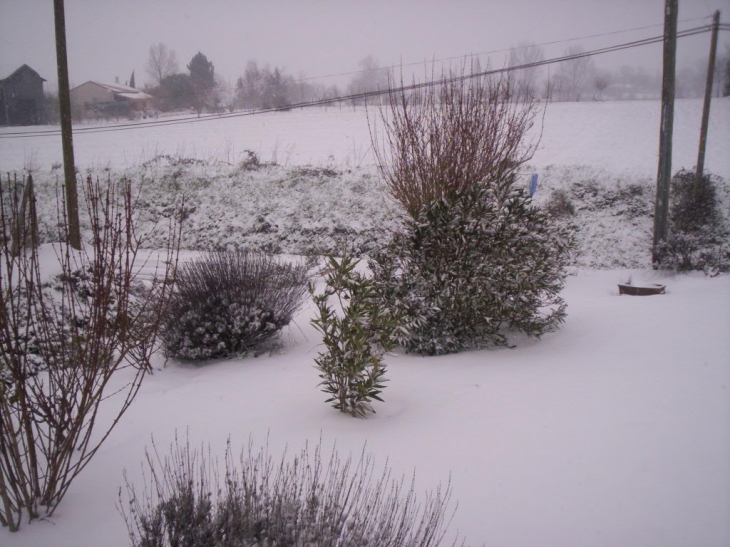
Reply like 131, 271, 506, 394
695, 10, 720, 185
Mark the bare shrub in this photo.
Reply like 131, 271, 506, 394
120, 434, 466, 547
0, 174, 181, 531
371, 64, 541, 220
162, 250, 309, 360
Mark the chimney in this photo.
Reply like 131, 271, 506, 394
115, 76, 119, 84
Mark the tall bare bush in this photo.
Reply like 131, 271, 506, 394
0, 174, 181, 530
371, 65, 541, 220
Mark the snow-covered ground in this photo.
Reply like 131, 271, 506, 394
2, 264, 729, 547
6, 98, 730, 269
1, 98, 729, 546
1, 98, 729, 179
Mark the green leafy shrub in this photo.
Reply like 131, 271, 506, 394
370, 185, 575, 355
310, 253, 400, 417
162, 250, 308, 360
655, 169, 729, 273
120, 435, 466, 547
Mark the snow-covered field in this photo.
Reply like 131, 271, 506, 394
1, 99, 729, 179
1, 98, 729, 546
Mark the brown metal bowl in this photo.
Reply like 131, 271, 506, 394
618, 283, 666, 296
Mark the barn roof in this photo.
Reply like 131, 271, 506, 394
0, 64, 46, 83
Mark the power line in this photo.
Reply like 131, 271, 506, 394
233, 17, 711, 92
0, 23, 715, 140
239, 18, 725, 98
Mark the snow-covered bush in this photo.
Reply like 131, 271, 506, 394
655, 169, 730, 273
370, 67, 574, 355
120, 435, 465, 547
162, 250, 308, 360
544, 188, 575, 218
370, 185, 575, 355
310, 253, 399, 417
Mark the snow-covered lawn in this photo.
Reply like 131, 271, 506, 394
1, 98, 729, 546
2, 266, 729, 547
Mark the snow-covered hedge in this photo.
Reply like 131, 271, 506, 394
17, 160, 730, 268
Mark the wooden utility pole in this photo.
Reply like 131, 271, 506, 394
653, 0, 678, 265
54, 0, 81, 249
695, 10, 720, 184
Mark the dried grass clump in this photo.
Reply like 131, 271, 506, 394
120, 435, 466, 547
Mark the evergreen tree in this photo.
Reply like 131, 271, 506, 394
264, 68, 290, 110
129, 71, 136, 89
187, 52, 215, 115
157, 73, 194, 111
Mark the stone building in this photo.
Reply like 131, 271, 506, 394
70, 80, 153, 119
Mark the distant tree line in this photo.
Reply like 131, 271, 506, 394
39, 42, 730, 124
141, 43, 398, 114
509, 42, 730, 102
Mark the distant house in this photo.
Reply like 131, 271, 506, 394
70, 80, 153, 119
0, 64, 46, 126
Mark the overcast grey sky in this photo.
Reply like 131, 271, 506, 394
1, 0, 727, 90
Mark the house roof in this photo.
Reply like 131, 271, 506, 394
72, 80, 152, 100
1, 64, 46, 83
115, 91, 153, 100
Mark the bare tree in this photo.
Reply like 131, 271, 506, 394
216, 76, 235, 112
593, 74, 610, 100
348, 56, 391, 106
146, 43, 179, 87
236, 60, 264, 110
556, 46, 595, 101
508, 41, 545, 100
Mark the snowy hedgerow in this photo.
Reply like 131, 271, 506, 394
310, 253, 400, 417
370, 184, 575, 355
162, 250, 308, 360
655, 169, 730, 273
120, 435, 465, 547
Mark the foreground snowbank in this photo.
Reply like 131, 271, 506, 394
2, 267, 728, 547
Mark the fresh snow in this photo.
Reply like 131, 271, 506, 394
1, 99, 729, 179
1, 98, 729, 546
